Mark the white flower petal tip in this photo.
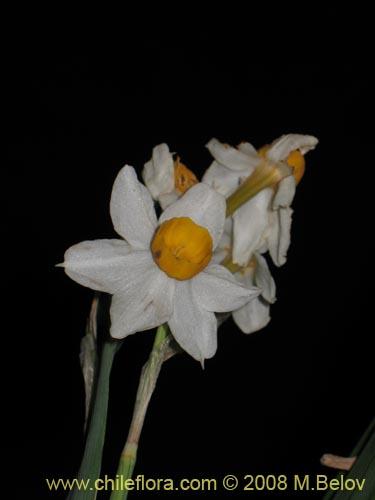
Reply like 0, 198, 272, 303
142, 143, 175, 200
206, 138, 261, 171
110, 165, 157, 248
55, 262, 65, 268
253, 253, 276, 304
267, 134, 319, 161
267, 206, 293, 267
233, 303, 271, 334
167, 280, 218, 362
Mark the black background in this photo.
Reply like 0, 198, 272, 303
3, 13, 374, 500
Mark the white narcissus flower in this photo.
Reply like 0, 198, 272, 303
142, 143, 198, 209
232, 253, 276, 334
61, 166, 260, 362
212, 224, 276, 335
203, 134, 318, 267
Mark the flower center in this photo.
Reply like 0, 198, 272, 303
258, 145, 305, 185
151, 217, 213, 280
174, 158, 198, 194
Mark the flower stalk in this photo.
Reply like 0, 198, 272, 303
109, 323, 177, 500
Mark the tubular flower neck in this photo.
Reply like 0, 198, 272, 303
258, 145, 306, 185
174, 158, 198, 194
226, 159, 292, 217
151, 217, 213, 280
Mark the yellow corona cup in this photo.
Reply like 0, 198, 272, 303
151, 217, 213, 280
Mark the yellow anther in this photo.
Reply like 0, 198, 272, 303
151, 217, 213, 280
258, 144, 306, 185
174, 158, 198, 194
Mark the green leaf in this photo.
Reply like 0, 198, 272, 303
68, 293, 123, 500
67, 339, 119, 500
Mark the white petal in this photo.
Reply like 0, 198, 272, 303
159, 190, 180, 210
206, 138, 260, 172
232, 296, 271, 334
110, 253, 174, 338
211, 218, 233, 263
217, 218, 233, 252
254, 253, 276, 303
159, 183, 226, 249
211, 248, 228, 264
278, 207, 293, 264
62, 239, 132, 293
266, 134, 318, 162
232, 265, 271, 333
256, 239, 268, 255
192, 264, 260, 312
110, 165, 157, 248
273, 175, 296, 209
202, 161, 241, 197
237, 141, 259, 158
142, 143, 175, 200
232, 188, 273, 266
267, 207, 293, 266
168, 280, 217, 361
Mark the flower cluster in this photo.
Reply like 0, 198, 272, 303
61, 134, 318, 362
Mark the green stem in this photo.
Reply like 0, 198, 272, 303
110, 324, 175, 500
152, 322, 169, 349
68, 339, 120, 500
